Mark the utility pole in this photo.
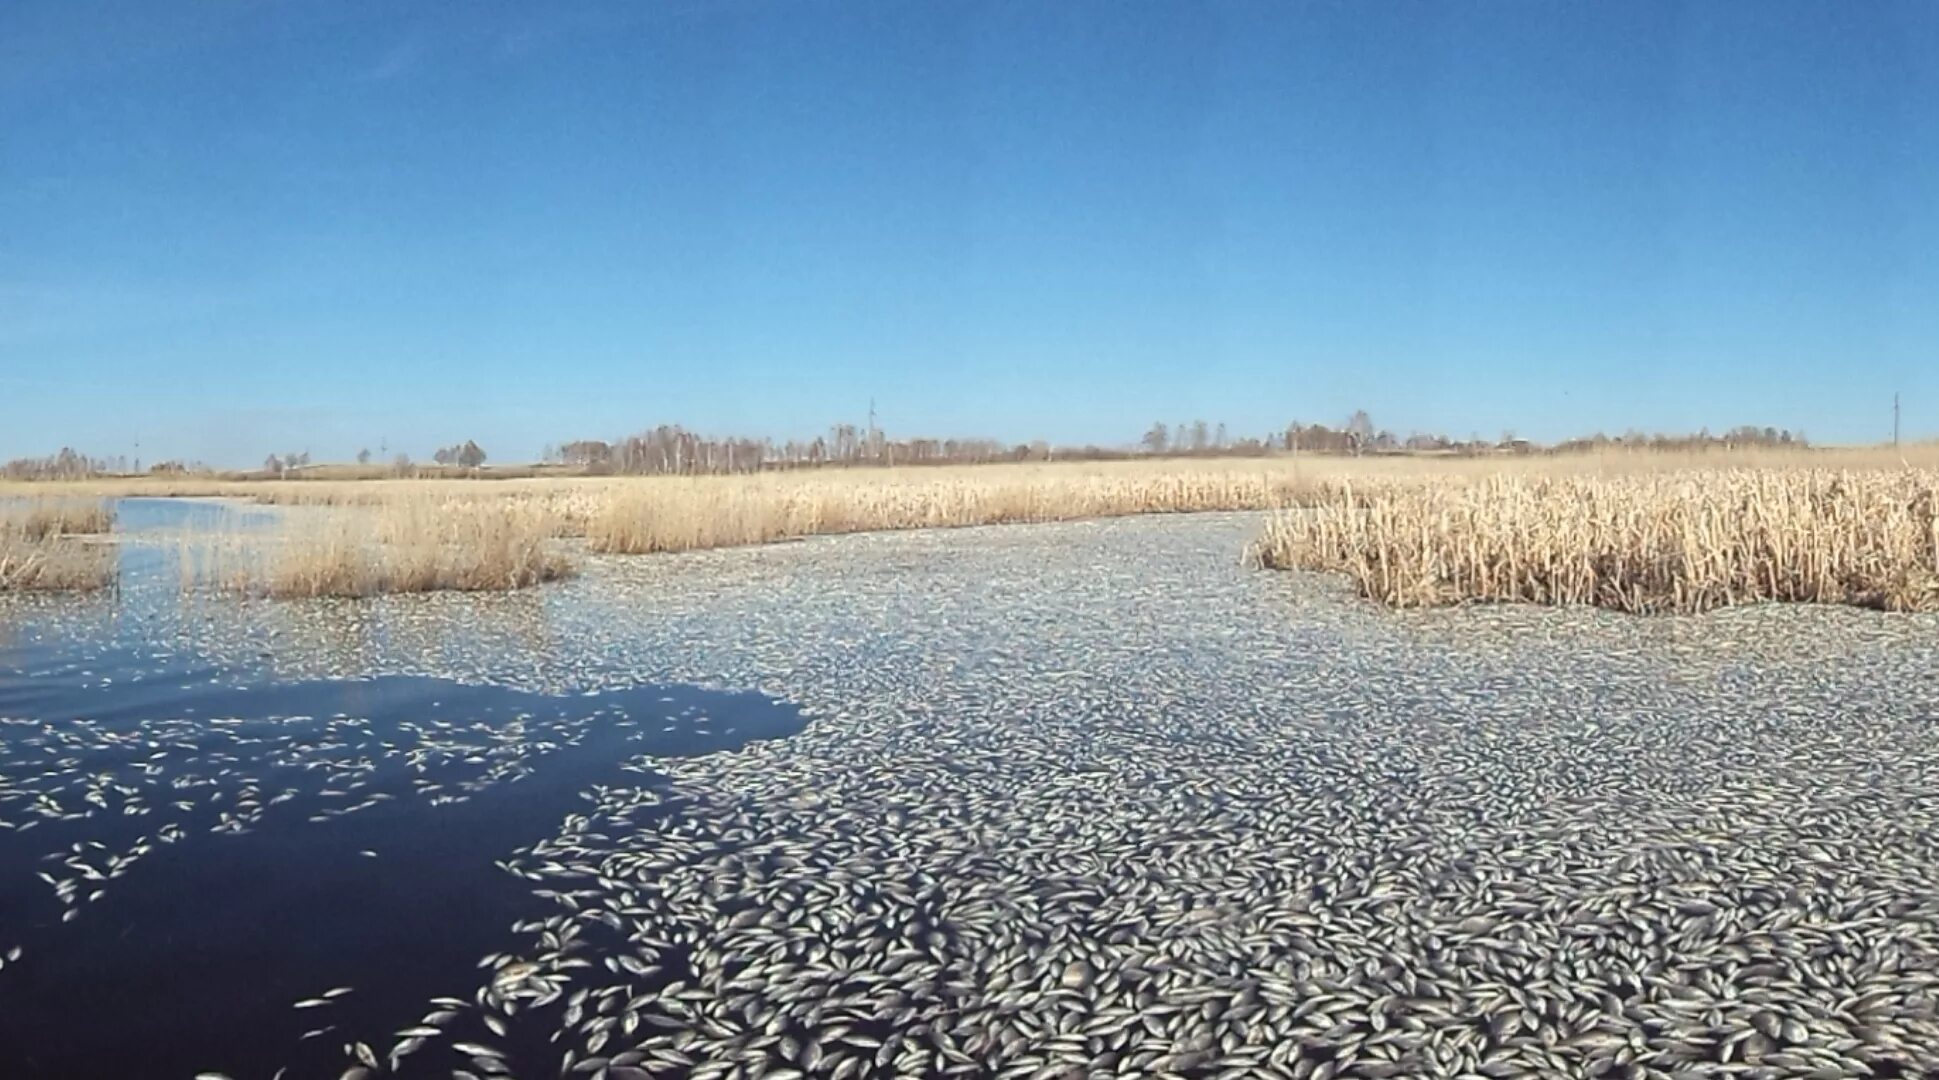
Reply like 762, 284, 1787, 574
867, 398, 880, 465
1894, 391, 1901, 449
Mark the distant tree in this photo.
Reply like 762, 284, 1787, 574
560, 440, 614, 468
391, 452, 412, 474
1345, 410, 1375, 455
1189, 420, 1210, 452
1213, 421, 1227, 449
1141, 422, 1170, 454
432, 446, 453, 466
457, 440, 487, 469
357, 448, 372, 466
264, 454, 283, 474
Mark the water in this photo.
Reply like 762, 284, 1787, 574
0, 637, 805, 1078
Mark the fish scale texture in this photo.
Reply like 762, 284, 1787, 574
8, 511, 1939, 1079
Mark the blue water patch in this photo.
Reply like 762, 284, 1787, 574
0, 644, 805, 1079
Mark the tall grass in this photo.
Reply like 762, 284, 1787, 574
0, 500, 116, 592
1253, 470, 1939, 613
15, 450, 1939, 606
580, 468, 1321, 554
7, 498, 115, 540
183, 502, 575, 598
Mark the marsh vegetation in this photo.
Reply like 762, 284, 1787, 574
7, 445, 1939, 610
0, 499, 116, 593
178, 502, 574, 599
1253, 468, 1939, 613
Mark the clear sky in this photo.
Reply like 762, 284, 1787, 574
3, 1, 1935, 466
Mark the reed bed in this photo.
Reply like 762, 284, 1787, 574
583, 469, 1317, 554
183, 502, 575, 599
0, 500, 117, 592
6, 498, 115, 540
0, 533, 115, 592
1253, 469, 1939, 613
8, 441, 1933, 507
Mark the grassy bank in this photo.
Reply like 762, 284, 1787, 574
1253, 469, 1939, 613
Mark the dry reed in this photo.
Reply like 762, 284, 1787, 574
184, 502, 575, 598
581, 469, 1319, 554
1253, 469, 1939, 613
6, 498, 115, 540
0, 500, 116, 592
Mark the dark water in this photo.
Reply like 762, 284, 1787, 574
0, 641, 805, 1079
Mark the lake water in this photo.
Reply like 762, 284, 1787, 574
0, 500, 807, 1077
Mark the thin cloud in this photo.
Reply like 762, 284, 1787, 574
353, 41, 420, 84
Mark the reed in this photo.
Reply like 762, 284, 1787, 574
6, 498, 115, 541
14, 448, 1939, 601
184, 501, 575, 598
582, 468, 1319, 554
1253, 469, 1939, 613
0, 499, 116, 592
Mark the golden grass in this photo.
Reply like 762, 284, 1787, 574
12, 446, 1939, 605
5, 441, 1932, 504
183, 501, 575, 599
0, 501, 116, 592
1253, 469, 1939, 613
6, 498, 115, 540
582, 468, 1321, 553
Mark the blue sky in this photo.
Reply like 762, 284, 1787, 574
3, 1, 1935, 466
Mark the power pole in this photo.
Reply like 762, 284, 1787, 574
1894, 391, 1901, 449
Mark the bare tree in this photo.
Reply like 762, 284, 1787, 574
1141, 422, 1170, 454
560, 440, 614, 468
1345, 410, 1375, 455
357, 448, 372, 466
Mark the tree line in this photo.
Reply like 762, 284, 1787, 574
2, 417, 1815, 481
541, 415, 1810, 476
2, 448, 208, 479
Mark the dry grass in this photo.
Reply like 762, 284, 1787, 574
183, 501, 575, 599
1253, 469, 1939, 613
0, 537, 115, 592
0, 500, 116, 592
6, 498, 115, 540
582, 468, 1321, 554
13, 447, 1939, 603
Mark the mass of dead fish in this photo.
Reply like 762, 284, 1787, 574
7, 511, 1939, 1078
